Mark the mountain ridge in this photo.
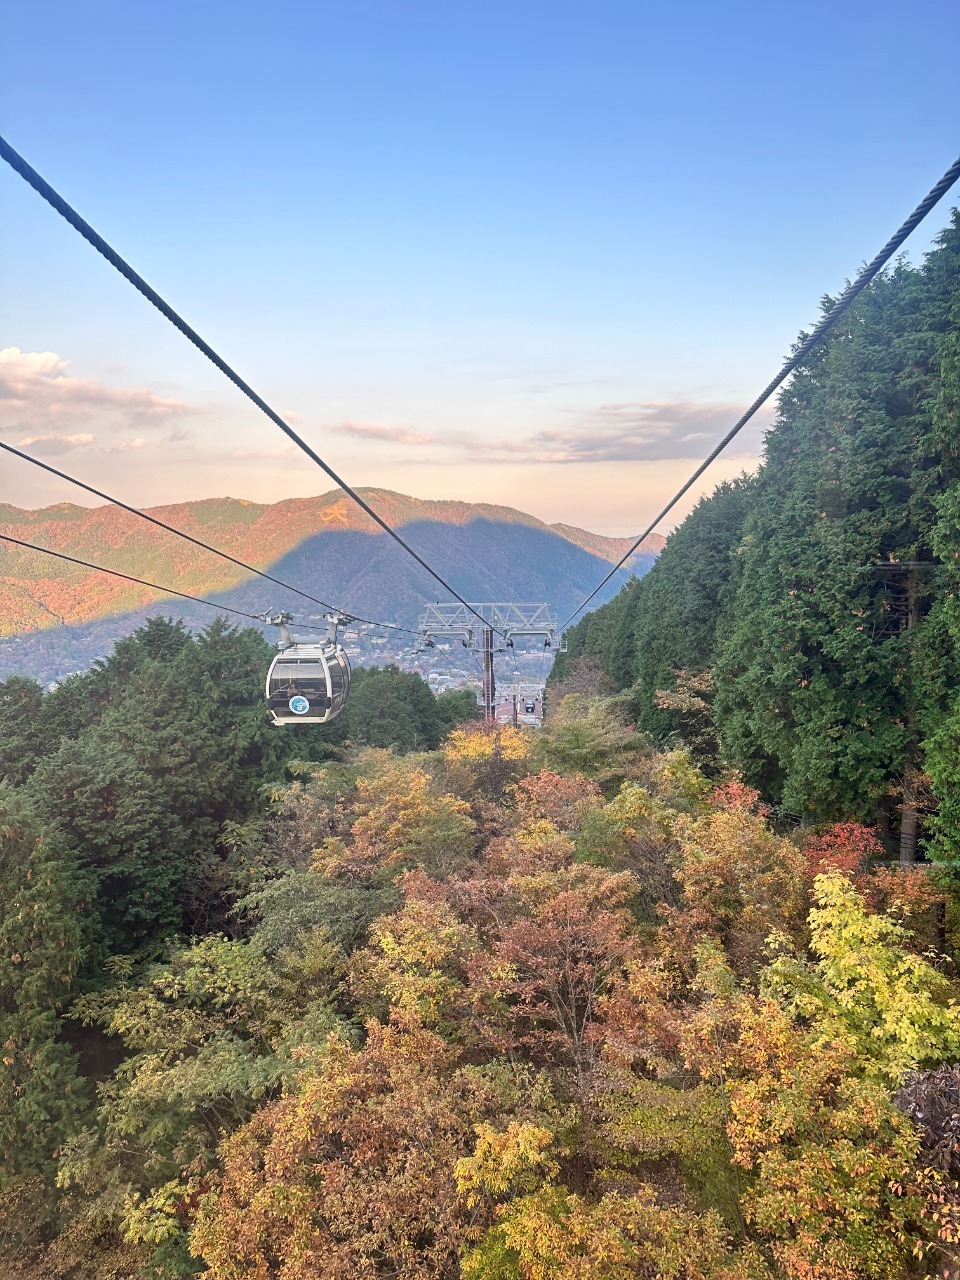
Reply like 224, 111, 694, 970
0, 489, 664, 682
0, 489, 664, 558
0, 488, 664, 639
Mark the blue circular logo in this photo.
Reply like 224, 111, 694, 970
288, 695, 310, 715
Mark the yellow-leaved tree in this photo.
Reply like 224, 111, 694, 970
685, 873, 960, 1279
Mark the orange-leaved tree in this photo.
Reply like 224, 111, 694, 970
192, 1023, 517, 1280
479, 863, 639, 1090
318, 755, 476, 880
658, 779, 807, 977
510, 770, 602, 835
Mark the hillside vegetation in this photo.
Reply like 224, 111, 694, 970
0, 493, 663, 686
5, 215, 960, 1280
553, 212, 960, 866
2, 629, 960, 1278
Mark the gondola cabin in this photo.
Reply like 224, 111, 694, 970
263, 612, 351, 725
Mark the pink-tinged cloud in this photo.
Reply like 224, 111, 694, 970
334, 420, 434, 446
324, 403, 771, 466
469, 400, 774, 464
231, 444, 299, 459
17, 432, 96, 456
101, 438, 148, 453
0, 347, 195, 433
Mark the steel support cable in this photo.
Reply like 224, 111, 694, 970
431, 644, 478, 686
0, 440, 414, 636
508, 640, 523, 699
0, 532, 264, 621
436, 646, 471, 683
558, 152, 960, 632
0, 135, 504, 640
432, 640, 485, 682
448, 643, 486, 687
535, 643, 549, 693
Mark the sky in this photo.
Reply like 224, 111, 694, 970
1, 0, 958, 536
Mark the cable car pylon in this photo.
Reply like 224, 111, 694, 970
416, 603, 564, 724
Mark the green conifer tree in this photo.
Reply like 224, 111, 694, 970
0, 793, 87, 1210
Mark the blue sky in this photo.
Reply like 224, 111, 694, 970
2, 0, 958, 533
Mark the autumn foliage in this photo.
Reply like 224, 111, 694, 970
5, 671, 960, 1279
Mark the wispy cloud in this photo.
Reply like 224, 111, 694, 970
334, 420, 434, 446
327, 402, 770, 465
102, 438, 148, 453
482, 401, 764, 464
17, 432, 96, 456
231, 444, 299, 460
0, 345, 767, 482
0, 347, 196, 437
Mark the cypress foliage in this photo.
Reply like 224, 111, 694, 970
556, 478, 753, 735
554, 586, 631, 682
555, 212, 960, 842
628, 478, 754, 739
715, 263, 942, 818
922, 214, 960, 869
0, 794, 87, 1198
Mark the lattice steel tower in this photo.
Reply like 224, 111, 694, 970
416, 603, 564, 723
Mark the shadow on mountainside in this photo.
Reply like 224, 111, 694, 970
0, 519, 656, 685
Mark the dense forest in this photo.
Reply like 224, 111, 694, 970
553, 212, 960, 868
4, 645, 960, 1278
4, 215, 960, 1279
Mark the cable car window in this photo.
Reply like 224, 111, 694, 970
268, 661, 328, 702
328, 658, 345, 700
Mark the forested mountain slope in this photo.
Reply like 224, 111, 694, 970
553, 211, 960, 863
3, 628, 960, 1277
0, 491, 663, 683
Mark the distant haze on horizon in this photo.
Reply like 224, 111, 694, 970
1, 0, 957, 536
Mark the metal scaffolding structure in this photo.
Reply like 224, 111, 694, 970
416, 602, 564, 723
